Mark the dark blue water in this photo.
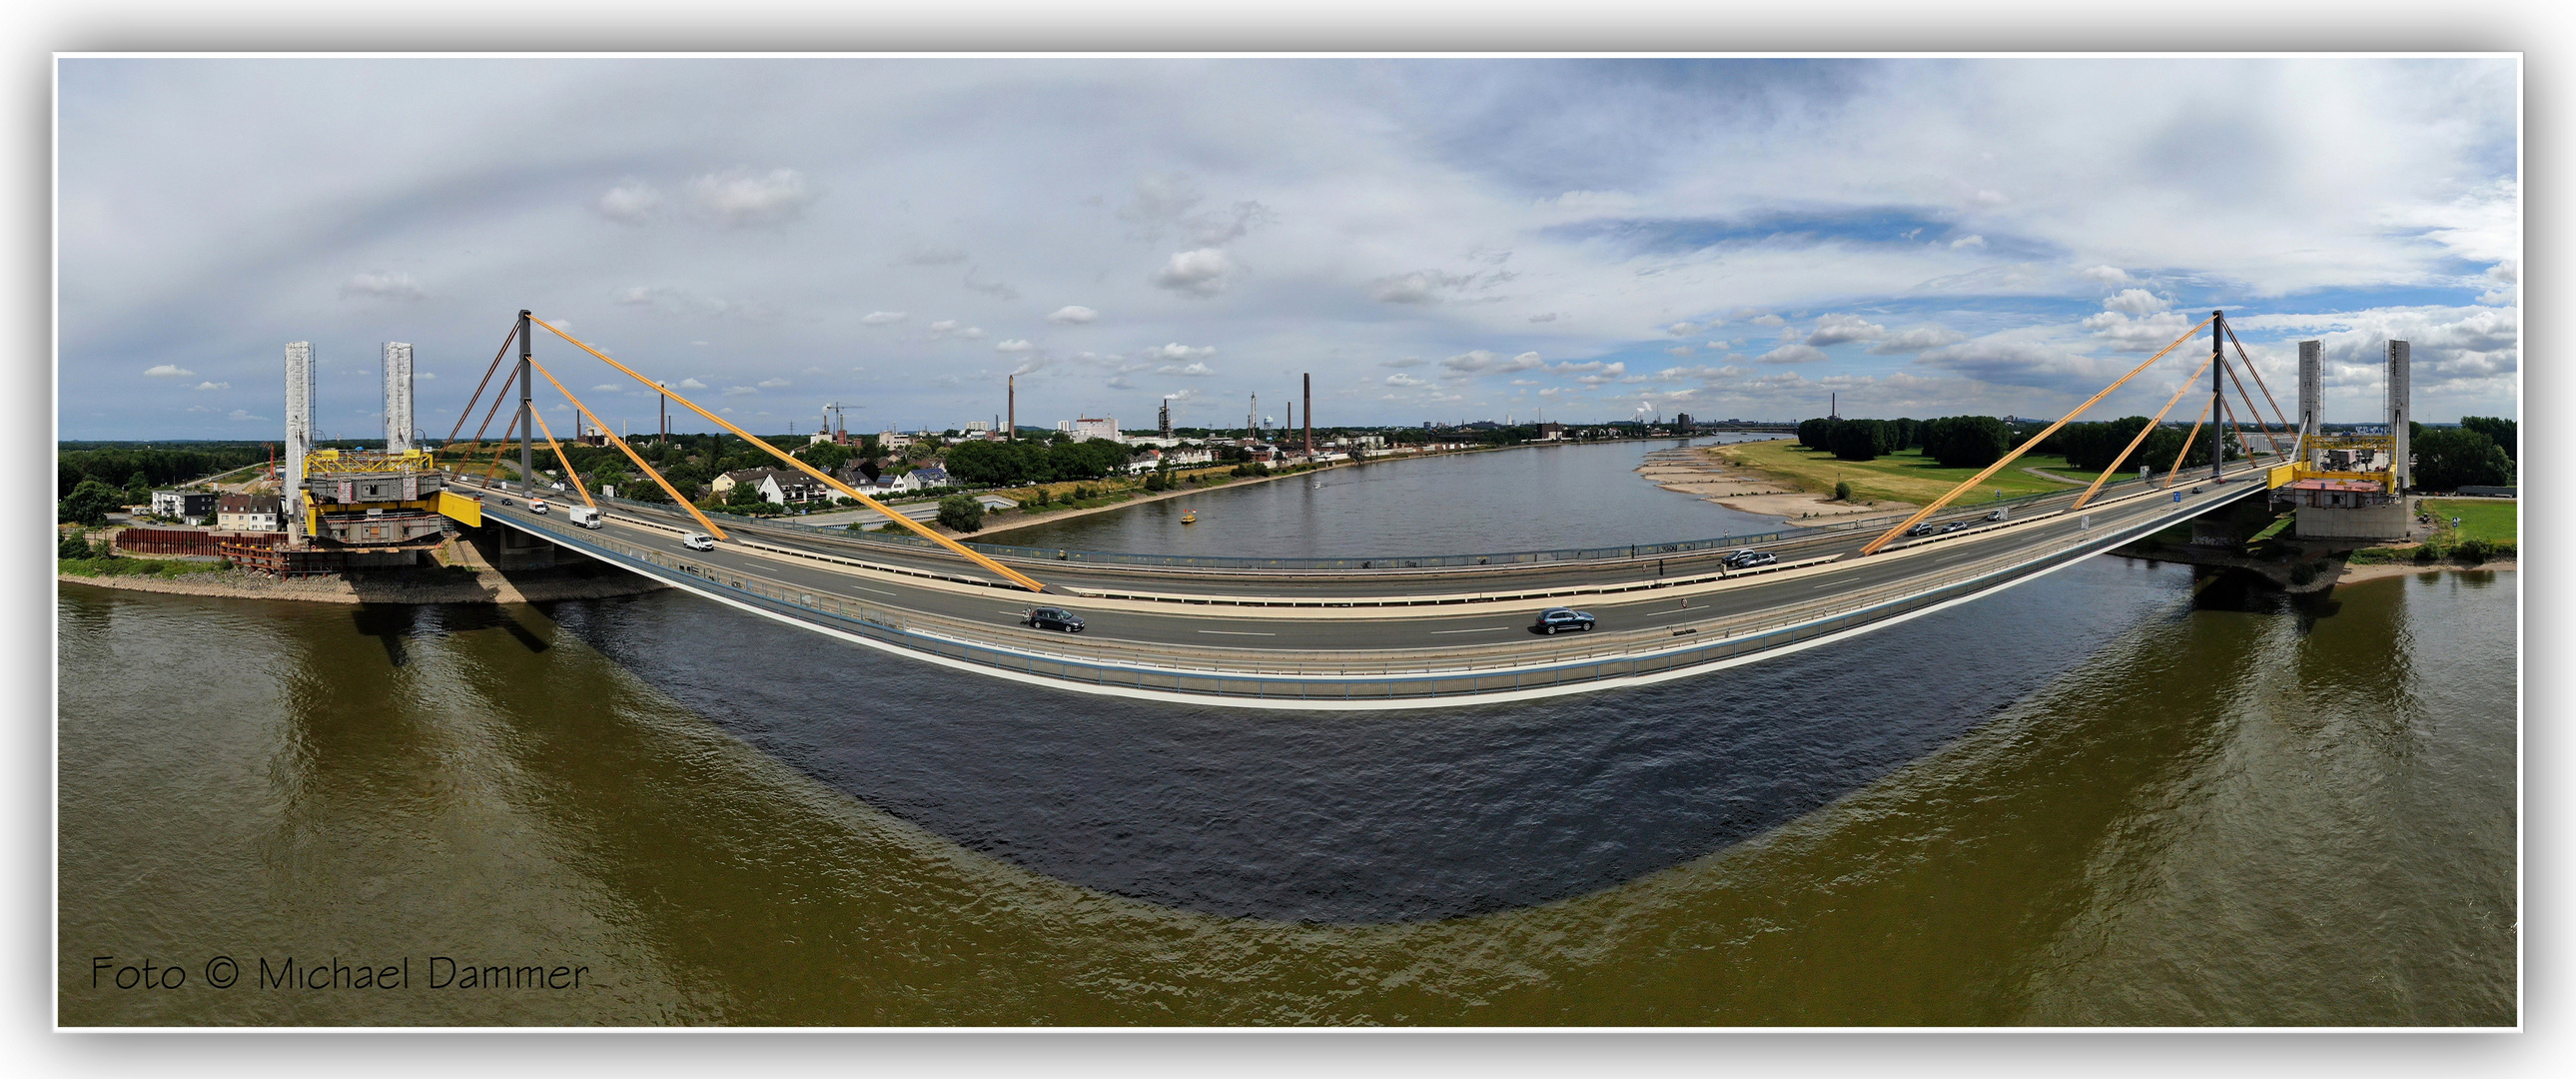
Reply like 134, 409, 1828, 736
546, 553, 2196, 922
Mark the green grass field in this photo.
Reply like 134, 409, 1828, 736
1718, 440, 2103, 505
2420, 499, 2518, 543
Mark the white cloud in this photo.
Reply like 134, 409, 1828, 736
723, 386, 760, 397
595, 181, 664, 224
2101, 289, 2172, 316
1806, 313, 1889, 347
1141, 343, 1216, 361
1369, 270, 1473, 305
928, 320, 989, 341
757, 378, 791, 388
1950, 235, 1987, 250
417, 372, 434, 380
591, 385, 621, 393
676, 378, 709, 390
2083, 265, 2133, 286
1439, 350, 1544, 375
2082, 309, 2198, 353
1528, 313, 1558, 323
1867, 325, 1968, 355
1665, 322, 1698, 336
686, 167, 819, 227
341, 272, 427, 302
1381, 357, 1425, 369
1749, 314, 1787, 328
1152, 248, 1234, 297
1047, 305, 1099, 324
1385, 373, 1430, 388
860, 311, 908, 326
995, 339, 1034, 353
228, 409, 267, 422
1667, 346, 1696, 358
1755, 344, 1831, 365
1157, 362, 1216, 377
145, 364, 194, 378
193, 381, 228, 391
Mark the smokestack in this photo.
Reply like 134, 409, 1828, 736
2388, 340, 2411, 490
1007, 375, 1015, 441
283, 341, 314, 543
2297, 340, 2323, 439
381, 341, 415, 453
1303, 373, 1312, 456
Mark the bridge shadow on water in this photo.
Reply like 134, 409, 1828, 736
531, 555, 2230, 925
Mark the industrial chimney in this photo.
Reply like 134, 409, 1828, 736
283, 341, 315, 543
382, 341, 415, 453
2387, 340, 2411, 490
1007, 374, 1015, 442
2297, 340, 2323, 440
1302, 373, 1312, 457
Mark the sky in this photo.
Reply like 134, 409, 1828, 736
56, 56, 2519, 441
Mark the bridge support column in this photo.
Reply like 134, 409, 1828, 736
460, 521, 564, 570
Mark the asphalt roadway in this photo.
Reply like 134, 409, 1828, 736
459, 469, 2266, 659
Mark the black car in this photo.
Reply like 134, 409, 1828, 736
1905, 522, 1938, 537
1024, 606, 1085, 632
499, 498, 515, 507
1533, 606, 1596, 634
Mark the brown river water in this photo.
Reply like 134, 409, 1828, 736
56, 445, 2515, 1025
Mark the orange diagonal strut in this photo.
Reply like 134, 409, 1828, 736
528, 317, 1050, 593
527, 359, 729, 541
1861, 314, 2215, 555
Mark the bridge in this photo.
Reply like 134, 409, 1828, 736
395, 309, 2319, 709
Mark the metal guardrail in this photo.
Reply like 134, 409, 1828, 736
586, 468, 2195, 574
496, 480, 2257, 701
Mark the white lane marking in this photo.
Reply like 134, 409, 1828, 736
1428, 625, 1510, 634
1196, 628, 1278, 636
846, 585, 898, 597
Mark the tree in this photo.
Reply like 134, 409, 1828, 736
58, 528, 95, 559
2410, 428, 2511, 492
2458, 416, 2516, 461
724, 477, 767, 508
935, 494, 985, 533
59, 479, 122, 525
1828, 420, 1883, 462
1921, 416, 2010, 469
1833, 480, 1854, 502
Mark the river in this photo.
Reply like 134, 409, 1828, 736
56, 439, 2516, 1025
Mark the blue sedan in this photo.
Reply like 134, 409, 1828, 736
1533, 606, 1596, 634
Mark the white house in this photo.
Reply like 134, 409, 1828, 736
216, 493, 284, 532
757, 471, 829, 506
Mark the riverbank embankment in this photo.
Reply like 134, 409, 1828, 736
58, 563, 666, 605
1637, 444, 1909, 526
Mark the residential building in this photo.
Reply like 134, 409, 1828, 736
880, 432, 915, 451
216, 493, 284, 533
709, 468, 772, 497
150, 490, 219, 524
1074, 416, 1120, 443
908, 466, 950, 489
1537, 422, 1565, 442
757, 471, 829, 506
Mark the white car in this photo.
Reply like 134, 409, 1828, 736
682, 533, 716, 551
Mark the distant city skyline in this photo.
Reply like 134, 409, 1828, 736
59, 56, 2517, 440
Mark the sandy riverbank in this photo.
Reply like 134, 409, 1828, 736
2334, 559, 2516, 585
58, 564, 668, 605
1636, 452, 1913, 526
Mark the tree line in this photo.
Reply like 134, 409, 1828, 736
1795, 416, 2015, 468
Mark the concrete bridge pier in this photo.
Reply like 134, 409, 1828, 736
459, 521, 563, 570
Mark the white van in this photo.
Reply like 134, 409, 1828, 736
567, 506, 602, 530
528, 498, 549, 515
